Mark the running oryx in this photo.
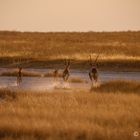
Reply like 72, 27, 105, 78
17, 66, 22, 86
63, 59, 70, 81
89, 54, 100, 84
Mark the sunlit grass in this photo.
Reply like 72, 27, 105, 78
91, 80, 140, 94
48, 53, 140, 61
0, 83, 140, 140
0, 31, 140, 140
0, 31, 140, 59
0, 31, 140, 70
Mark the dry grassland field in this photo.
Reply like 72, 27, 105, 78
0, 31, 140, 71
0, 81, 140, 140
0, 31, 140, 140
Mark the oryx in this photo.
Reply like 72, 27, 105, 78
17, 66, 22, 86
89, 53, 100, 84
63, 59, 70, 81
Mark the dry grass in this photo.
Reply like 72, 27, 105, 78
0, 88, 17, 101
0, 31, 140, 70
91, 80, 140, 94
0, 31, 140, 58
0, 81, 140, 140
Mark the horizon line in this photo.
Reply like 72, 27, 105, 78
0, 29, 140, 33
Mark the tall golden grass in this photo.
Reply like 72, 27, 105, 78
0, 31, 140, 58
0, 80, 140, 140
91, 80, 140, 94
0, 31, 140, 70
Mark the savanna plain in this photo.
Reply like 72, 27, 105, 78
0, 31, 140, 140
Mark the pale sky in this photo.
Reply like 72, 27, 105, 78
0, 0, 140, 32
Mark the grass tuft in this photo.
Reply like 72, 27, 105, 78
0, 88, 17, 101
91, 80, 140, 94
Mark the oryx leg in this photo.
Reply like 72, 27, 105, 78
93, 73, 98, 83
17, 77, 22, 86
89, 72, 94, 86
89, 72, 92, 81
63, 73, 69, 81
65, 73, 70, 81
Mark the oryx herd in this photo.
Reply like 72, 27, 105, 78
17, 54, 100, 86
